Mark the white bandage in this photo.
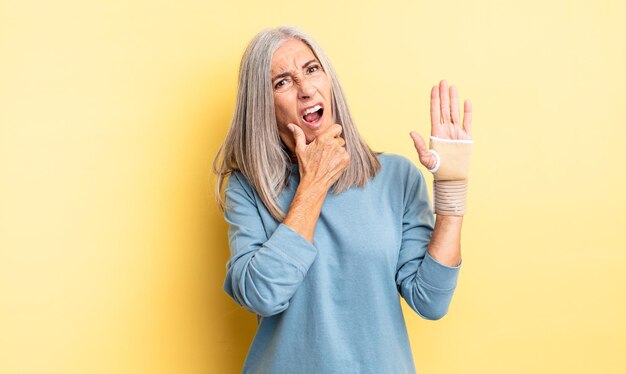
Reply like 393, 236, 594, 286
427, 150, 441, 173
429, 136, 473, 216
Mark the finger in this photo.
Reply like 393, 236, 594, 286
430, 85, 440, 134
462, 100, 472, 137
409, 131, 429, 158
335, 136, 346, 147
450, 85, 460, 125
320, 123, 343, 140
410, 131, 437, 169
288, 124, 307, 153
439, 80, 451, 124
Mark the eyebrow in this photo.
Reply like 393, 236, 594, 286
271, 59, 318, 81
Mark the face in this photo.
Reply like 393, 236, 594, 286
271, 39, 333, 154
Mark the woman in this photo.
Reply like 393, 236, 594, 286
214, 26, 473, 373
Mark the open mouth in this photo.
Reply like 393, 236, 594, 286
302, 104, 324, 125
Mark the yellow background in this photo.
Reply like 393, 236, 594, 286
2, 0, 625, 373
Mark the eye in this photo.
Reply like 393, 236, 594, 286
274, 79, 287, 89
274, 77, 293, 90
307, 64, 320, 74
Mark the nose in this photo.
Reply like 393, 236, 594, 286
297, 78, 316, 99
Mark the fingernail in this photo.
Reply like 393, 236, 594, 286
287, 124, 294, 132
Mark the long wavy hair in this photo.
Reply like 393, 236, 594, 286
213, 26, 381, 221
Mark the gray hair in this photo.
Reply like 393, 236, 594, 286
213, 26, 380, 221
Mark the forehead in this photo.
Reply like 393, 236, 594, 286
271, 39, 317, 74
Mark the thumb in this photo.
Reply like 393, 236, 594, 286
410, 131, 437, 170
409, 131, 429, 158
288, 124, 306, 153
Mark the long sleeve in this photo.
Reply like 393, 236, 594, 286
223, 172, 318, 317
221, 154, 461, 373
395, 165, 462, 320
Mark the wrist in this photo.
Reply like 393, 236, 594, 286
299, 176, 332, 197
428, 137, 473, 215
434, 180, 468, 216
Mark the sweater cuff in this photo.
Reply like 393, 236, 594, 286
417, 251, 462, 291
264, 223, 318, 275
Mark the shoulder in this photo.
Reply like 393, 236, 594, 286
225, 170, 256, 201
373, 153, 428, 199
376, 153, 424, 181
225, 170, 247, 188
377, 152, 414, 168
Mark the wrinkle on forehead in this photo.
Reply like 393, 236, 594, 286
271, 39, 317, 78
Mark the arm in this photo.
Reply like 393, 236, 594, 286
428, 215, 462, 267
410, 79, 472, 268
223, 173, 318, 317
399, 79, 472, 318
395, 167, 461, 320
223, 124, 348, 316
282, 123, 349, 242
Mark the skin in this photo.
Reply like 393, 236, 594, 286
271, 39, 349, 242
272, 40, 471, 267
271, 38, 335, 149
410, 80, 472, 267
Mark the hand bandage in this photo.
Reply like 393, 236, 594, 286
428, 136, 473, 216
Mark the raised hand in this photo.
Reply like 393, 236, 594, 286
410, 80, 472, 170
288, 123, 350, 190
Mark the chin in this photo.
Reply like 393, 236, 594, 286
304, 120, 331, 140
